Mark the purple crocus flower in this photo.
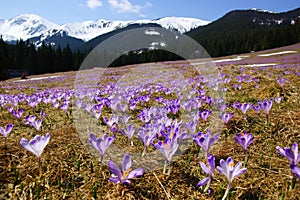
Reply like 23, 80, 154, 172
197, 154, 215, 193
40, 110, 46, 118
31, 119, 42, 131
24, 115, 36, 125
60, 103, 69, 112
219, 112, 234, 127
138, 126, 157, 157
108, 154, 144, 184
252, 105, 261, 113
231, 102, 241, 110
234, 132, 254, 154
20, 133, 50, 176
277, 77, 287, 86
153, 137, 179, 175
276, 142, 300, 165
0, 124, 13, 138
199, 110, 212, 123
11, 109, 24, 119
218, 102, 228, 112
0, 124, 13, 148
234, 102, 252, 117
274, 96, 282, 104
217, 157, 247, 200
89, 133, 115, 164
121, 124, 135, 146
258, 98, 273, 122
193, 130, 220, 157
291, 164, 300, 180
52, 101, 60, 109
103, 115, 119, 127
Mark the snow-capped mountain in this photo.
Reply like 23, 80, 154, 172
0, 14, 58, 41
40, 17, 210, 42
0, 14, 210, 43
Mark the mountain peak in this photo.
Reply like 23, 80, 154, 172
0, 14, 57, 41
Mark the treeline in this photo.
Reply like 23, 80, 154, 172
109, 49, 183, 67
0, 37, 86, 80
190, 22, 300, 57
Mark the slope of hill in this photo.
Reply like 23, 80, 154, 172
187, 8, 300, 57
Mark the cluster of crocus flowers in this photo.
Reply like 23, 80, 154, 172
20, 133, 50, 176
0, 124, 13, 149
108, 154, 144, 184
89, 133, 115, 164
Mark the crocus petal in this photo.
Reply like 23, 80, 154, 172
90, 133, 97, 141
0, 127, 4, 136
127, 168, 144, 179
276, 146, 287, 157
285, 148, 296, 164
200, 162, 211, 175
108, 160, 122, 179
196, 177, 209, 187
122, 154, 131, 172
292, 143, 298, 157
121, 179, 131, 185
20, 138, 37, 156
231, 162, 246, 180
109, 176, 121, 184
291, 164, 300, 180
6, 124, 13, 134
216, 166, 225, 176
207, 154, 215, 171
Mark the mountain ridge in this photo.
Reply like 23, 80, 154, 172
0, 14, 210, 43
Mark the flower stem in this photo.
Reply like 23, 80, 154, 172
167, 160, 171, 176
290, 175, 296, 190
38, 157, 42, 177
204, 177, 212, 193
163, 160, 167, 174
222, 183, 231, 200
100, 155, 104, 165
142, 146, 147, 157
244, 152, 248, 167
4, 137, 7, 150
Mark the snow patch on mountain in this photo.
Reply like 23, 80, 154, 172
153, 17, 210, 33
250, 8, 278, 14
0, 14, 58, 41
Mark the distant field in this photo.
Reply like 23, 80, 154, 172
0, 43, 300, 199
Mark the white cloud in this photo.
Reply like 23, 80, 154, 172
86, 0, 103, 9
108, 0, 151, 16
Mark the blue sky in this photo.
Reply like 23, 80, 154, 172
0, 0, 299, 24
